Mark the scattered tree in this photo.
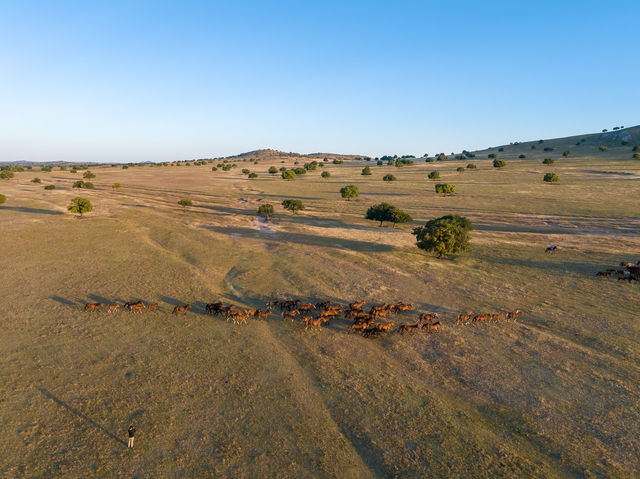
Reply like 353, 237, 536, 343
178, 198, 193, 209
248, 172, 258, 178
519, 154, 526, 159
281, 170, 296, 180
412, 215, 472, 258
257, 203, 274, 219
282, 199, 304, 213
340, 184, 359, 200
435, 183, 455, 195
466, 163, 477, 169
112, 183, 122, 190
0, 170, 15, 179
599, 145, 608, 151
83, 171, 96, 179
293, 167, 306, 175
542, 158, 554, 165
543, 172, 559, 183
0, 194, 5, 204
31, 177, 41, 183
457, 167, 465, 172
428, 171, 440, 179
67, 197, 93, 217
268, 166, 278, 174
361, 166, 372, 175
562, 150, 571, 157
382, 174, 396, 182
241, 168, 250, 174
44, 184, 56, 190
493, 159, 506, 168
321, 171, 331, 178
211, 167, 218, 171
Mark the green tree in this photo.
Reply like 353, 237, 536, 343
257, 203, 274, 219
282, 170, 296, 180
211, 167, 218, 171
599, 145, 608, 151
389, 207, 413, 228
519, 154, 526, 159
435, 183, 455, 195
466, 163, 476, 169
340, 184, 359, 200
0, 194, 5, 204
428, 171, 440, 179
83, 170, 96, 179
112, 183, 122, 190
0, 170, 15, 179
44, 184, 56, 190
412, 215, 472, 258
321, 171, 331, 178
241, 168, 250, 174
293, 167, 306, 175
268, 166, 278, 174
456, 167, 465, 172
178, 198, 193, 209
493, 159, 506, 168
542, 158, 554, 165
31, 177, 41, 183
248, 172, 258, 178
67, 197, 93, 217
361, 166, 372, 175
282, 199, 304, 213
365, 202, 395, 226
543, 172, 559, 183
382, 174, 396, 182
562, 150, 570, 157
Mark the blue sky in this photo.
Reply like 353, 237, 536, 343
1, 0, 638, 162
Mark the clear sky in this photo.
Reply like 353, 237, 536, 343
1, 0, 638, 163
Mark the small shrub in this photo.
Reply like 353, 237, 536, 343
519, 154, 526, 159
428, 171, 440, 179
435, 183, 455, 195
282, 199, 304, 213
544, 147, 554, 152
268, 166, 278, 174
321, 171, 331, 178
0, 170, 15, 179
248, 172, 258, 178
83, 182, 94, 189
293, 167, 306, 175
543, 172, 559, 183
0, 194, 6, 204
44, 184, 56, 190
361, 166, 372, 175
59, 166, 67, 171
542, 158, 554, 165
466, 163, 477, 169
633, 153, 640, 159
68, 197, 93, 217
332, 159, 344, 164
632, 146, 639, 152
376, 160, 383, 166
178, 198, 192, 209
211, 167, 218, 171
340, 184, 359, 200
493, 159, 506, 168
531, 145, 536, 149
599, 145, 608, 151
436, 153, 447, 161
241, 168, 250, 174
488, 153, 497, 159
562, 150, 570, 157
498, 147, 504, 152
457, 167, 465, 172
112, 183, 122, 190
31, 177, 41, 183
382, 174, 397, 182
122, 165, 129, 169
40, 166, 52, 172
83, 171, 96, 179
257, 203, 274, 219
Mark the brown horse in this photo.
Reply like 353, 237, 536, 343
456, 313, 472, 325
419, 312, 439, 323
349, 300, 365, 310
147, 303, 159, 311
506, 310, 523, 321
399, 324, 419, 334
282, 310, 299, 320
172, 304, 191, 315
254, 309, 270, 319
422, 321, 440, 332
84, 302, 102, 312
107, 304, 119, 313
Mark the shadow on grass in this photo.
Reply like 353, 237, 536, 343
201, 225, 393, 252
51, 296, 76, 306
2, 206, 64, 215
36, 386, 127, 447
158, 295, 210, 316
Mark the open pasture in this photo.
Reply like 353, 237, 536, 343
1, 148, 640, 477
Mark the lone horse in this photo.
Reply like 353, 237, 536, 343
545, 245, 558, 253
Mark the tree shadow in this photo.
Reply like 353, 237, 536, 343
1, 206, 64, 215
36, 386, 127, 447
201, 225, 393, 252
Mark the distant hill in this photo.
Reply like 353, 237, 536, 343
470, 125, 639, 160
225, 149, 366, 161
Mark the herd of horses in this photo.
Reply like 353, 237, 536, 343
595, 261, 640, 283
83, 298, 524, 336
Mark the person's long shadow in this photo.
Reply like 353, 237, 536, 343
36, 386, 127, 447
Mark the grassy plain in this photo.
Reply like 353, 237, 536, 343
1, 135, 640, 477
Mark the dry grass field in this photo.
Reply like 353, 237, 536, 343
1, 128, 640, 478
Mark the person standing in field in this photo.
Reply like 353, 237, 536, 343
127, 424, 136, 448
